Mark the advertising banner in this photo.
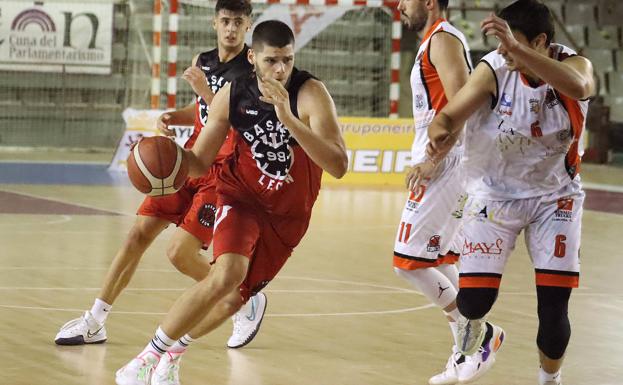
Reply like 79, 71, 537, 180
0, 1, 113, 74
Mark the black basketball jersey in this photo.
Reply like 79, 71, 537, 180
194, 45, 252, 129
219, 68, 323, 217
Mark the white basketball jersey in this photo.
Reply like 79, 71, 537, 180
410, 19, 472, 164
464, 44, 588, 200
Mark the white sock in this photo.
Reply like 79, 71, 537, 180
445, 316, 460, 347
539, 366, 562, 384
90, 298, 112, 324
139, 326, 176, 358
170, 334, 195, 354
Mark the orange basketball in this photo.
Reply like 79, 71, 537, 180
126, 136, 188, 196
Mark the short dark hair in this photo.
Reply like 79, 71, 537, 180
498, 0, 555, 45
438, 0, 449, 11
215, 0, 252, 16
252, 20, 295, 51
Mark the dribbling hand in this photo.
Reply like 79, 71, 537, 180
157, 113, 175, 136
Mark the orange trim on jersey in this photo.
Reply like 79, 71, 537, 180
558, 93, 585, 179
535, 273, 579, 288
420, 19, 449, 113
459, 276, 501, 289
393, 251, 459, 270
421, 18, 446, 44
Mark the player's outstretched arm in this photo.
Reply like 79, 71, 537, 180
261, 77, 348, 179
427, 62, 496, 163
186, 83, 231, 177
481, 13, 595, 100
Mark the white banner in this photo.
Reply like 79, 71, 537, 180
0, 1, 113, 74
247, 5, 354, 51
108, 108, 194, 172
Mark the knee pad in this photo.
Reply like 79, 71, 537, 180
456, 288, 498, 319
537, 286, 572, 359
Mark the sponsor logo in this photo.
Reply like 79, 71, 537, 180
529, 98, 540, 114
462, 238, 504, 256
201, 65, 210, 71
554, 197, 574, 221
415, 94, 425, 110
497, 93, 513, 116
557, 129, 572, 142
86, 327, 103, 339
245, 108, 259, 116
478, 206, 488, 218
406, 185, 426, 211
437, 282, 450, 298
197, 203, 217, 227
427, 235, 441, 252
545, 88, 560, 109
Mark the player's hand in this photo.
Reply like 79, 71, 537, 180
157, 113, 175, 136
405, 161, 435, 192
481, 13, 520, 55
258, 77, 292, 121
182, 66, 214, 101
426, 133, 455, 165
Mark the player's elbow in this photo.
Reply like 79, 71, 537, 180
328, 152, 348, 179
566, 77, 595, 100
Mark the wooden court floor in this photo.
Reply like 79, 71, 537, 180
1, 163, 622, 385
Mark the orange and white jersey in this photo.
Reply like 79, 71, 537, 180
410, 18, 472, 164
464, 44, 588, 200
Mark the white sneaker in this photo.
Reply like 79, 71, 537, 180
55, 311, 107, 345
457, 322, 505, 384
227, 292, 267, 349
115, 352, 160, 385
151, 351, 182, 385
539, 368, 562, 385
456, 316, 487, 356
428, 346, 464, 385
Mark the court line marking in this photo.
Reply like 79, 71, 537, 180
0, 287, 416, 294
0, 188, 132, 216
0, 303, 436, 317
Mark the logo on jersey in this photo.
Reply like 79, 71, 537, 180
554, 197, 574, 221
197, 75, 230, 125
498, 93, 513, 116
198, 204, 217, 227
427, 235, 441, 252
557, 129, 572, 142
241, 117, 294, 181
451, 194, 468, 219
529, 98, 540, 114
406, 185, 426, 211
545, 89, 560, 109
244, 108, 258, 116
415, 94, 425, 110
462, 238, 504, 256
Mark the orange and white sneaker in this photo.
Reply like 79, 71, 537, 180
457, 322, 505, 384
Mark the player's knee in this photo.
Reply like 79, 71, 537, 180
457, 288, 498, 319
166, 242, 190, 270
537, 286, 571, 359
128, 221, 161, 249
220, 293, 244, 316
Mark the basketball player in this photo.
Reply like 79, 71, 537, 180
115, 20, 347, 385
55, 0, 267, 353
423, 1, 595, 384
392, 0, 498, 383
